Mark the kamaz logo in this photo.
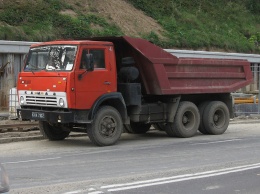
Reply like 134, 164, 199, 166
34, 92, 44, 95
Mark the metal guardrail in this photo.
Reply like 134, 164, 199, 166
232, 93, 260, 116
234, 98, 259, 104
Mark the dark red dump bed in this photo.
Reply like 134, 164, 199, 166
91, 36, 253, 95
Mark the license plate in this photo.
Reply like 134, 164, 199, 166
32, 112, 45, 119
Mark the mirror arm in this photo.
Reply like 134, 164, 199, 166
78, 70, 88, 80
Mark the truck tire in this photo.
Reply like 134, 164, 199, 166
166, 101, 200, 138
124, 122, 151, 134
39, 121, 70, 141
203, 101, 229, 135
198, 101, 210, 134
87, 106, 123, 146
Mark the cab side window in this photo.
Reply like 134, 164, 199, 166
80, 49, 105, 69
90, 50, 105, 68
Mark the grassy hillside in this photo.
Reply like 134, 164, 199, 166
0, 0, 123, 41
0, 0, 259, 53
128, 0, 260, 52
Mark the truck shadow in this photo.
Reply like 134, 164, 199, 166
41, 130, 205, 147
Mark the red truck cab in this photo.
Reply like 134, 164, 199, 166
19, 40, 117, 108
18, 40, 121, 120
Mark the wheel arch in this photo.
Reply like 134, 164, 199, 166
88, 92, 128, 123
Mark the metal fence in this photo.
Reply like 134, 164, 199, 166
233, 63, 260, 116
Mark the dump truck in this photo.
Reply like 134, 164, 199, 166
17, 36, 253, 146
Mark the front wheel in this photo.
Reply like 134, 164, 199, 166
39, 121, 70, 140
88, 106, 123, 146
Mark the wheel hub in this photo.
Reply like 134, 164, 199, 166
182, 115, 189, 124
214, 114, 219, 122
182, 111, 196, 130
213, 109, 225, 127
100, 117, 117, 137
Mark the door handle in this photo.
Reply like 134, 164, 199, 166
104, 81, 111, 85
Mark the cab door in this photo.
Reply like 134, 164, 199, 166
74, 46, 116, 110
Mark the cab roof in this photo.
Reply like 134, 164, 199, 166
31, 40, 113, 48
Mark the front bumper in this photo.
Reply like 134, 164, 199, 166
17, 108, 75, 123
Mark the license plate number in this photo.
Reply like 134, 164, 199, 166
32, 112, 45, 119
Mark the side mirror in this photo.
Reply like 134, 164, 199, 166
85, 53, 94, 72
0, 164, 9, 193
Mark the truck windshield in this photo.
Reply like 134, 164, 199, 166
24, 45, 77, 71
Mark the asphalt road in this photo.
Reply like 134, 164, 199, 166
0, 122, 260, 194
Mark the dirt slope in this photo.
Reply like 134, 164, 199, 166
63, 0, 165, 38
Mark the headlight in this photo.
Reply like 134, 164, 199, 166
20, 96, 25, 105
59, 98, 65, 107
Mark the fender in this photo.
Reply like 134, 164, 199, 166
167, 96, 181, 122
88, 92, 128, 123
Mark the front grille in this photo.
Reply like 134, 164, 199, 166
26, 95, 57, 106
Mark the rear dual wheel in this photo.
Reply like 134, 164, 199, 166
201, 101, 229, 135
165, 101, 200, 138
165, 100, 229, 138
